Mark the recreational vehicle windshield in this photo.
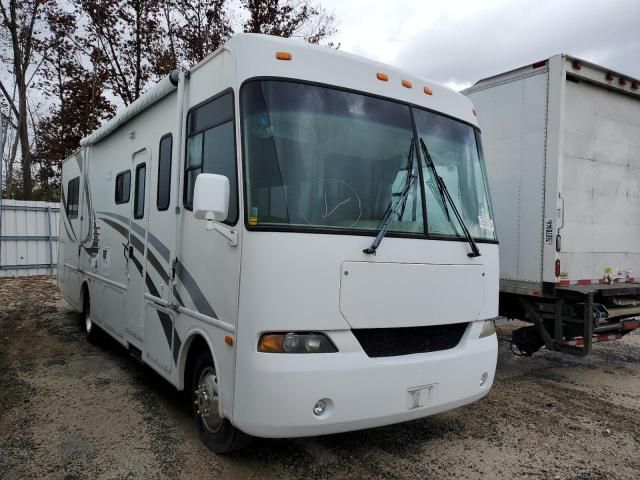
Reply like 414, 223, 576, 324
58, 34, 499, 453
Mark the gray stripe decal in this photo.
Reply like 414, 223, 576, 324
97, 211, 170, 262
98, 213, 215, 318
175, 259, 217, 319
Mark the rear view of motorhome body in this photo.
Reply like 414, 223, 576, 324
465, 55, 640, 356
58, 34, 499, 453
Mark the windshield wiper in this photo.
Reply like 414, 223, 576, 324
419, 138, 481, 258
363, 141, 416, 255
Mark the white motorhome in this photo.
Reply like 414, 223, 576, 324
465, 55, 640, 356
58, 34, 499, 453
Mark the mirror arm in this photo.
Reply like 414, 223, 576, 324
205, 212, 238, 247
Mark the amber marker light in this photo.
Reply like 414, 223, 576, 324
275, 51, 292, 60
423, 86, 433, 95
376, 72, 389, 81
225, 335, 234, 346
402, 79, 412, 88
258, 334, 284, 352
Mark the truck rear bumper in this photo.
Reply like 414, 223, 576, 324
232, 329, 497, 438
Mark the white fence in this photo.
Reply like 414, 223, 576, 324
0, 199, 60, 277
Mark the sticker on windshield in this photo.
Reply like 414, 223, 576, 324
249, 207, 259, 226
478, 216, 494, 232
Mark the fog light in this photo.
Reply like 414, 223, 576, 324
313, 399, 327, 416
480, 372, 488, 387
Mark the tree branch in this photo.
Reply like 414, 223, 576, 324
0, 80, 19, 118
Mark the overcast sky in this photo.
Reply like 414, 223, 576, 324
322, 0, 640, 91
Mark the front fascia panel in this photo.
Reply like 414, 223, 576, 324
236, 232, 499, 337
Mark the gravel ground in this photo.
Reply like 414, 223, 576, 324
1, 277, 639, 480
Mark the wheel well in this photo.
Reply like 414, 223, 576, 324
184, 335, 211, 390
80, 282, 89, 309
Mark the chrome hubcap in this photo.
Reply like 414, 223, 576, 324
194, 367, 222, 432
85, 309, 92, 333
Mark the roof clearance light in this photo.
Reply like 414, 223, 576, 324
376, 72, 389, 81
532, 60, 547, 69
632, 82, 639, 91
619, 78, 627, 86
606, 73, 614, 81
571, 60, 582, 70
275, 51, 292, 60
402, 79, 412, 88
423, 86, 433, 95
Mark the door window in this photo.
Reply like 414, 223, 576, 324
134, 163, 146, 219
157, 134, 172, 211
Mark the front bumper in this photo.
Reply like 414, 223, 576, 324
232, 325, 498, 438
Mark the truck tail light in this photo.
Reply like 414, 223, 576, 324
555, 259, 561, 278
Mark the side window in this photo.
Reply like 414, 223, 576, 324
184, 92, 237, 223
66, 177, 80, 219
157, 134, 172, 211
115, 170, 131, 204
134, 163, 146, 219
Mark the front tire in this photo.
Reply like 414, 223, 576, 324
191, 350, 251, 453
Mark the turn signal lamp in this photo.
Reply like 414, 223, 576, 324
555, 259, 561, 278
376, 72, 389, 81
276, 51, 292, 60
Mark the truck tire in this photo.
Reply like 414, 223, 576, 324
191, 349, 251, 453
82, 291, 100, 344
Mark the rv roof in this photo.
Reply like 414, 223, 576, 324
80, 33, 477, 148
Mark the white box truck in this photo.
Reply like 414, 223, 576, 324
58, 34, 500, 453
464, 55, 640, 356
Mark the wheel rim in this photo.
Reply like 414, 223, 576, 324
85, 303, 92, 334
194, 367, 222, 433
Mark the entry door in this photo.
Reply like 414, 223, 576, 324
124, 149, 150, 341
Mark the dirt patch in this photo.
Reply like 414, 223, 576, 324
1, 277, 639, 479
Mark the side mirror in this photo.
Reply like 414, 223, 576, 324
193, 173, 229, 223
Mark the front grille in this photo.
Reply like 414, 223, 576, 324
352, 323, 469, 358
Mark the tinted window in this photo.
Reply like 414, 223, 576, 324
184, 92, 237, 223
157, 134, 172, 211
115, 170, 131, 204
134, 163, 146, 219
66, 177, 80, 219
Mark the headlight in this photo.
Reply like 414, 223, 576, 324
479, 319, 496, 338
258, 332, 338, 353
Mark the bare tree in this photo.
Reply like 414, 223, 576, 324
32, 2, 114, 201
173, 0, 232, 66
242, 0, 337, 44
78, 0, 168, 106
0, 0, 47, 199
